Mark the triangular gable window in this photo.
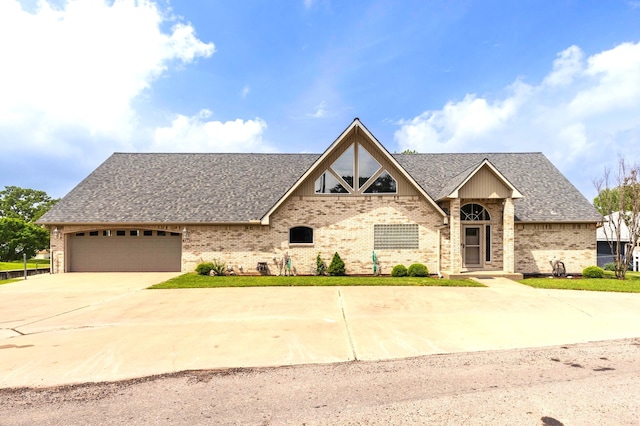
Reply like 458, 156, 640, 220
364, 171, 397, 193
331, 144, 355, 189
314, 171, 349, 193
314, 142, 397, 195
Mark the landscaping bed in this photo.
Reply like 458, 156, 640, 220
149, 274, 482, 289
519, 271, 640, 293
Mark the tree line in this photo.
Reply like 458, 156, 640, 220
0, 186, 58, 262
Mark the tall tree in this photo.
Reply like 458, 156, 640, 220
594, 158, 640, 279
0, 218, 50, 261
0, 186, 59, 222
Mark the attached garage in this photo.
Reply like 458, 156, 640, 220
68, 229, 182, 272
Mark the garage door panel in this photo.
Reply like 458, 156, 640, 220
69, 232, 181, 272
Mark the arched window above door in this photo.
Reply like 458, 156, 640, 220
461, 203, 490, 221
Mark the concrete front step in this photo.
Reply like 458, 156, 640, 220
442, 271, 524, 280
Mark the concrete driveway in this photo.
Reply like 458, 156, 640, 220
2, 273, 640, 388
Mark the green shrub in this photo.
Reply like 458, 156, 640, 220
582, 265, 604, 278
315, 253, 327, 276
195, 259, 227, 276
195, 262, 214, 276
328, 252, 346, 276
407, 263, 429, 277
391, 264, 407, 277
603, 262, 617, 271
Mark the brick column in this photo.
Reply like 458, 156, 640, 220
50, 227, 65, 274
450, 198, 462, 273
503, 198, 515, 273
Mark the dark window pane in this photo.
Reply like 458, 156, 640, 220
461, 203, 491, 221
289, 226, 313, 244
363, 171, 397, 193
358, 146, 381, 189
331, 144, 354, 189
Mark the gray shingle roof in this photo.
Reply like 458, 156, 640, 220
394, 152, 601, 222
39, 151, 601, 224
39, 153, 319, 223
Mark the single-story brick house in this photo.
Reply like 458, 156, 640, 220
38, 118, 601, 277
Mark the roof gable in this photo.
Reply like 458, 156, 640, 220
440, 159, 523, 200
260, 118, 446, 224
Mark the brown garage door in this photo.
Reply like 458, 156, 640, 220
68, 230, 182, 272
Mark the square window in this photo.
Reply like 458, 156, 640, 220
116, 230, 126, 236
143, 230, 153, 236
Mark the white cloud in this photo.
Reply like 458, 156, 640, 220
395, 42, 640, 198
307, 101, 328, 118
0, 0, 214, 153
241, 85, 250, 98
152, 110, 270, 152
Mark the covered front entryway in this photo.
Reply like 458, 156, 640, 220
68, 230, 182, 272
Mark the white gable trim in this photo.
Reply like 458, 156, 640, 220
260, 118, 446, 225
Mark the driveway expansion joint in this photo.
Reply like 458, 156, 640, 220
338, 288, 358, 361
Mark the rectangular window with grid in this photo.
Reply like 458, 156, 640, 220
374, 224, 419, 249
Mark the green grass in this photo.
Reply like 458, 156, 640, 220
0, 278, 21, 286
519, 271, 640, 293
149, 274, 483, 289
0, 259, 50, 271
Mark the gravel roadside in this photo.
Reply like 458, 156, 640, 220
2, 338, 639, 425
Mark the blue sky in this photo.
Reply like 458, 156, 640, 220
1, 0, 640, 201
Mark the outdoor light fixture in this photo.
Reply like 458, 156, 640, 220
52, 227, 59, 239
182, 227, 189, 241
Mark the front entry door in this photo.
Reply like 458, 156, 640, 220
463, 226, 482, 267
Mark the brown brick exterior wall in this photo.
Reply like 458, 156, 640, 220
183, 195, 445, 275
48, 203, 597, 276
514, 223, 597, 274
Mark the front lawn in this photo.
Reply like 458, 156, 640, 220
519, 271, 640, 293
149, 274, 482, 289
0, 278, 21, 286
0, 259, 50, 271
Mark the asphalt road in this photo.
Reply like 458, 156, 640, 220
2, 338, 639, 425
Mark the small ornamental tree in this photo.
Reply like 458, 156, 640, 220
315, 253, 327, 276
594, 158, 640, 279
328, 252, 346, 276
